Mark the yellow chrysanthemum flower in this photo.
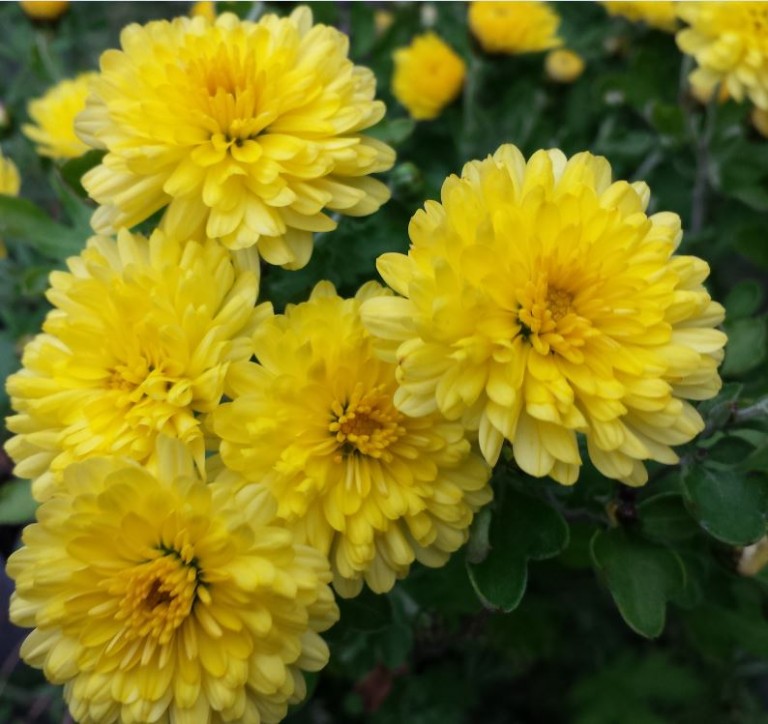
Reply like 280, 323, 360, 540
392, 33, 466, 121
19, 1, 69, 21
77, 7, 395, 269
677, 2, 768, 109
23, 72, 96, 159
545, 49, 585, 83
361, 145, 726, 487
0, 148, 21, 259
602, 1, 678, 33
468, 1, 562, 55
190, 0, 216, 21
8, 439, 338, 724
5, 228, 262, 501
211, 282, 492, 598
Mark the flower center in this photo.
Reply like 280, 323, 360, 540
329, 383, 405, 461
115, 550, 200, 645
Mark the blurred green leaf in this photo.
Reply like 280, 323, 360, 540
591, 527, 685, 638
0, 478, 37, 524
725, 279, 764, 320
58, 149, 104, 198
467, 487, 569, 612
681, 463, 768, 545
638, 494, 700, 544
0, 194, 83, 259
721, 316, 767, 377
336, 588, 393, 633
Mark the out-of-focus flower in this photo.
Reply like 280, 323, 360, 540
23, 73, 95, 159
545, 48, 585, 83
5, 229, 262, 501
77, 8, 395, 270
361, 144, 726, 487
0, 149, 21, 259
8, 438, 338, 724
677, 2, 768, 109
19, 1, 69, 22
190, 0, 216, 21
392, 33, 466, 121
211, 282, 492, 597
602, 1, 678, 32
374, 9, 394, 35
468, 1, 562, 55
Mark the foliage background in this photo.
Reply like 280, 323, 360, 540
1, 2, 768, 722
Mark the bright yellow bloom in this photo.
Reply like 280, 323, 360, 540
8, 439, 338, 724
0, 148, 21, 259
77, 8, 395, 269
545, 49, 585, 83
361, 145, 726, 487
392, 33, 466, 121
23, 73, 96, 159
19, 1, 69, 21
211, 282, 492, 598
602, 1, 678, 33
190, 0, 215, 21
5, 229, 262, 501
468, 1, 562, 55
677, 2, 768, 109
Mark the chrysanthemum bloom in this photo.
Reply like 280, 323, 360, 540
190, 0, 216, 21
601, 1, 678, 33
545, 49, 585, 83
5, 228, 262, 501
211, 282, 492, 597
468, 1, 562, 55
392, 33, 466, 121
23, 73, 96, 159
19, 1, 69, 21
361, 145, 727, 487
7, 439, 338, 724
677, 2, 768, 109
76, 7, 395, 269
0, 148, 21, 259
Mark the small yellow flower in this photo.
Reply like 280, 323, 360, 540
211, 282, 492, 597
190, 0, 216, 21
8, 438, 338, 724
361, 145, 726, 487
19, 1, 69, 21
5, 228, 262, 501
375, 9, 394, 36
77, 8, 395, 270
0, 149, 21, 259
23, 73, 95, 160
392, 33, 466, 121
677, 2, 768, 109
602, 1, 678, 33
545, 49, 585, 83
469, 1, 562, 55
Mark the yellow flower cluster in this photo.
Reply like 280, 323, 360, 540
5, 4, 728, 723
602, 1, 678, 33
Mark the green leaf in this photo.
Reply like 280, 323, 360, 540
736, 223, 768, 269
681, 464, 768, 545
335, 588, 393, 633
367, 117, 416, 146
725, 279, 764, 320
591, 528, 685, 638
706, 435, 757, 465
721, 316, 767, 377
638, 494, 700, 544
467, 488, 569, 612
0, 194, 84, 259
0, 478, 37, 524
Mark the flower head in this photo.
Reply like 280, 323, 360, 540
23, 73, 96, 159
392, 33, 466, 121
211, 282, 491, 597
361, 145, 726, 487
602, 2, 678, 33
677, 2, 768, 109
7, 439, 338, 724
20, 1, 69, 22
5, 228, 262, 501
468, 1, 562, 55
77, 8, 395, 269
545, 49, 585, 83
0, 148, 20, 259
